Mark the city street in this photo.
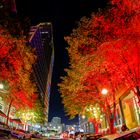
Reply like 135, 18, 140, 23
6, 138, 48, 140
1, 1, 140, 140
30, 138, 65, 140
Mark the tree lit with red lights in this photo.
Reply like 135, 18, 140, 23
59, 0, 140, 134
0, 0, 46, 125
0, 26, 38, 125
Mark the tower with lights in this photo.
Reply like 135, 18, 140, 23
29, 22, 54, 122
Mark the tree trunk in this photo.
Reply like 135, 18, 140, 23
105, 103, 116, 134
93, 122, 99, 134
112, 92, 116, 134
110, 118, 115, 133
6, 99, 13, 126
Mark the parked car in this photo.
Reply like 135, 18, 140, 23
75, 132, 82, 140
11, 130, 25, 140
86, 134, 103, 140
76, 133, 92, 140
69, 133, 75, 139
24, 131, 32, 139
17, 129, 32, 139
76, 133, 102, 140
31, 131, 41, 138
98, 130, 140, 140
0, 127, 12, 139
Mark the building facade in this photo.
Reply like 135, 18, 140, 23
29, 22, 54, 122
79, 88, 140, 134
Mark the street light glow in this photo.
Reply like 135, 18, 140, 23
101, 88, 108, 95
0, 83, 4, 89
82, 115, 85, 119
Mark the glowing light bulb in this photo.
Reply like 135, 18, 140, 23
0, 83, 4, 89
82, 115, 85, 119
101, 88, 108, 95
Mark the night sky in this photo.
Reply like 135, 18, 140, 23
16, 0, 108, 125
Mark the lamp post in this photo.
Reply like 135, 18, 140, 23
101, 88, 109, 131
101, 88, 109, 106
102, 87, 120, 134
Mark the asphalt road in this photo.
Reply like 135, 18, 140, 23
8, 137, 67, 140
31, 138, 67, 140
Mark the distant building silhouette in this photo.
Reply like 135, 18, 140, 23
29, 22, 54, 122
51, 117, 61, 125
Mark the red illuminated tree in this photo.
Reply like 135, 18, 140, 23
58, 54, 95, 118
0, 26, 37, 125
59, 0, 140, 134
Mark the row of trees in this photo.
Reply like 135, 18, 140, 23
58, 0, 140, 134
0, 1, 45, 126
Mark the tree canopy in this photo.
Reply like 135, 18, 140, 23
0, 1, 45, 124
58, 0, 140, 120
0, 26, 37, 109
16, 99, 45, 124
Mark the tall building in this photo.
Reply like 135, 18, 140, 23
51, 117, 61, 125
29, 22, 54, 122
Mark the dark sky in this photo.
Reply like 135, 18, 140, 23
16, 0, 108, 125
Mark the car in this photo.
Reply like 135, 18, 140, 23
60, 131, 69, 139
24, 131, 32, 139
98, 130, 140, 140
11, 130, 25, 140
76, 133, 92, 140
76, 133, 102, 140
69, 133, 75, 139
31, 131, 42, 138
86, 134, 103, 140
17, 129, 32, 139
0, 127, 12, 139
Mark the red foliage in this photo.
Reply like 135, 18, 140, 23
82, 0, 140, 96
0, 27, 37, 110
11, 90, 37, 109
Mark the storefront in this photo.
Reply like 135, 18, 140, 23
0, 110, 7, 127
120, 90, 140, 129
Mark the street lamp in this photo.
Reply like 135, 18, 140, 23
0, 83, 4, 90
101, 88, 108, 95
82, 115, 85, 119
101, 88, 108, 105
101, 88, 109, 129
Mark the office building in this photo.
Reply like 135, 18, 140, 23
29, 22, 54, 122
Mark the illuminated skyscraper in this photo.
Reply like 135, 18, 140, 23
29, 22, 54, 122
